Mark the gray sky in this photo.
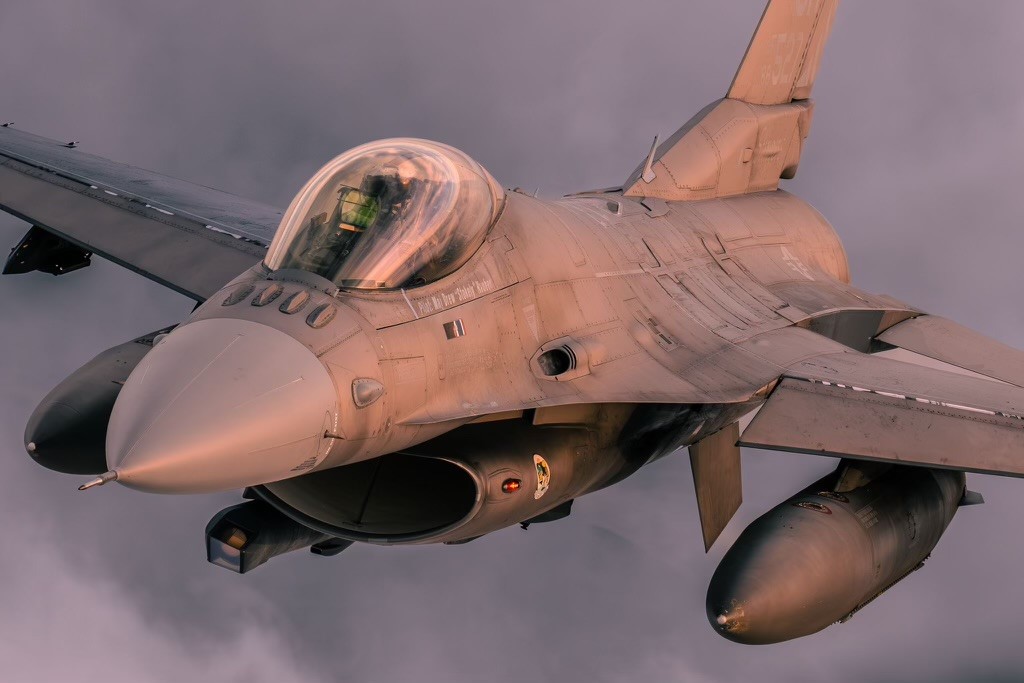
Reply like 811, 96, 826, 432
1, 1, 1023, 681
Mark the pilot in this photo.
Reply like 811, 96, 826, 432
289, 186, 369, 277
336, 185, 380, 232
361, 160, 422, 227
297, 158, 438, 286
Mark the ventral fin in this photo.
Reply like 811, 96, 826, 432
689, 422, 742, 552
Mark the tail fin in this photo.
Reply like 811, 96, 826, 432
728, 0, 838, 106
623, 0, 838, 202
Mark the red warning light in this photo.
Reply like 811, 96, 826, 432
501, 478, 522, 494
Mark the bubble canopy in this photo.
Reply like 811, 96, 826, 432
265, 139, 504, 290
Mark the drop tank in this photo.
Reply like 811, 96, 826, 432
707, 461, 966, 644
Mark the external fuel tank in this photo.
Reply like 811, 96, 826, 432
707, 463, 966, 644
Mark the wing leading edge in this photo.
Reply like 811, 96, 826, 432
0, 125, 282, 300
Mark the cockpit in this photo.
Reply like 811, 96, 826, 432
265, 139, 504, 290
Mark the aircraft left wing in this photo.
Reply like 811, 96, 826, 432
740, 348, 1024, 478
0, 125, 282, 300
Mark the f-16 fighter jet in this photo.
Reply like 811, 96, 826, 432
1, 0, 1018, 644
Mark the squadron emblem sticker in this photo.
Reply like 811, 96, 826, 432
533, 454, 550, 499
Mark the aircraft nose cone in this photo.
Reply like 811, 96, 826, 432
106, 318, 338, 493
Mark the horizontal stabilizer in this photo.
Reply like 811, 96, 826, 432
877, 315, 1024, 389
741, 352, 1024, 478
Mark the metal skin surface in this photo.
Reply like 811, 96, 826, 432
253, 402, 753, 545
707, 464, 964, 644
877, 315, 1024, 388
156, 185, 857, 511
105, 318, 341, 493
4, 0, 1024, 643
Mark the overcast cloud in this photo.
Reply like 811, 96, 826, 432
1, 1, 1023, 681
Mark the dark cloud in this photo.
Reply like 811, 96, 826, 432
1, 1, 1023, 681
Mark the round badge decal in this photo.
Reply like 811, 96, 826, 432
533, 454, 550, 500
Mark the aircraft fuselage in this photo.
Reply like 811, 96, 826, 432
170, 188, 914, 543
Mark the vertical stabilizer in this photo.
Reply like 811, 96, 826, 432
622, 0, 838, 202
728, 0, 838, 106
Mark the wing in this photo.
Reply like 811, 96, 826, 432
740, 333, 1024, 478
0, 125, 282, 300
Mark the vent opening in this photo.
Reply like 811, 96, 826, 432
537, 346, 575, 376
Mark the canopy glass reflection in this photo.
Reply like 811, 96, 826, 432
266, 139, 503, 290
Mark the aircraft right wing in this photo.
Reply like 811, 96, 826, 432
740, 346, 1024, 478
0, 124, 282, 301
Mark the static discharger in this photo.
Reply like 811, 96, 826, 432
78, 470, 118, 491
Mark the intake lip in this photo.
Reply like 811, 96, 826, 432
106, 318, 338, 494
